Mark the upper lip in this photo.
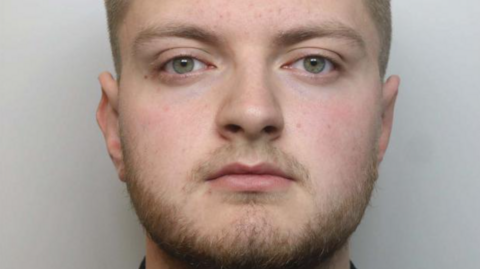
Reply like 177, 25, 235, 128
207, 163, 294, 181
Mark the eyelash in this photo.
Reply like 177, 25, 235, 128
154, 53, 340, 82
154, 54, 213, 79
289, 51, 341, 69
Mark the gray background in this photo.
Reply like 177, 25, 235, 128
1, 0, 479, 268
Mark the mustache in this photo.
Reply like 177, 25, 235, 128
190, 143, 311, 187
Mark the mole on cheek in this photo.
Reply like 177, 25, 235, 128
144, 75, 149, 79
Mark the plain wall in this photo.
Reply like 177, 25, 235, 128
1, 1, 479, 268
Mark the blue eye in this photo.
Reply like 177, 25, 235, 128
291, 56, 334, 74
164, 57, 207, 74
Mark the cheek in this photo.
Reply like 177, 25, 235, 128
120, 99, 211, 189
129, 105, 182, 152
130, 100, 209, 145
292, 97, 379, 193
301, 99, 376, 149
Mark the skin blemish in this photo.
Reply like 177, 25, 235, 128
144, 75, 148, 79
296, 123, 302, 129
163, 106, 170, 112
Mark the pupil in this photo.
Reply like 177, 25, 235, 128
173, 57, 194, 74
304, 57, 325, 73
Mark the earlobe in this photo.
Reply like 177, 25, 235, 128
377, 75, 400, 163
96, 72, 126, 181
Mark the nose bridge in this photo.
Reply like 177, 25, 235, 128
230, 43, 276, 100
234, 62, 276, 106
216, 59, 285, 142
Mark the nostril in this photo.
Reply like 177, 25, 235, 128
225, 124, 242, 133
263, 126, 277, 134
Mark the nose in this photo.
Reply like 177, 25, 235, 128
215, 68, 285, 142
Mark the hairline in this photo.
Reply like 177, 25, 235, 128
106, 0, 390, 79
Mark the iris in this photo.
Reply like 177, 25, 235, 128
303, 56, 326, 74
172, 57, 195, 74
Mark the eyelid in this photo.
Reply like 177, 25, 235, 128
158, 55, 210, 73
282, 47, 344, 68
151, 49, 215, 73
163, 57, 207, 74
295, 56, 335, 73
150, 50, 217, 85
283, 53, 340, 71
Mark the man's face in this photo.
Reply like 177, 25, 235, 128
98, 0, 399, 268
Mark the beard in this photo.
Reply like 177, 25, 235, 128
123, 140, 378, 269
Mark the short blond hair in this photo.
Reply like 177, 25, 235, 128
104, 0, 391, 78
363, 0, 392, 79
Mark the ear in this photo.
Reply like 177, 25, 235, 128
97, 72, 126, 182
377, 75, 400, 164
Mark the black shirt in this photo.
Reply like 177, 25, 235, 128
138, 258, 357, 269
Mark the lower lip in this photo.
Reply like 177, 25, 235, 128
207, 175, 293, 192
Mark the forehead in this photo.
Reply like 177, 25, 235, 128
120, 0, 378, 55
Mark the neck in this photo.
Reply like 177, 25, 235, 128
145, 236, 351, 269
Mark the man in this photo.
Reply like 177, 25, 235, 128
97, 0, 400, 268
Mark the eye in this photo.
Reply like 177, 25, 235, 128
164, 56, 207, 74
291, 56, 335, 74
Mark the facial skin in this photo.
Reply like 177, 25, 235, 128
97, 0, 400, 268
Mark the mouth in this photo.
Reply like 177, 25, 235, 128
206, 163, 295, 193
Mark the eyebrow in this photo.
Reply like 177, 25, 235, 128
133, 24, 223, 56
273, 22, 366, 50
132, 21, 366, 56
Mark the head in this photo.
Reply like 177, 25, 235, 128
97, 0, 399, 268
